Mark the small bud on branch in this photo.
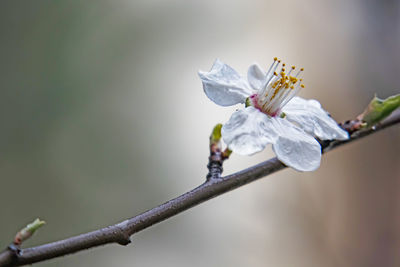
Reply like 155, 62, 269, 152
340, 93, 400, 134
14, 219, 45, 246
359, 94, 400, 127
210, 123, 223, 147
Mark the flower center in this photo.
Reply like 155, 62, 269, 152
251, 57, 305, 117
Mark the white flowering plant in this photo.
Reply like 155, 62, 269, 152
199, 58, 349, 171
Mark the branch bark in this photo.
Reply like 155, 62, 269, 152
1, 111, 399, 267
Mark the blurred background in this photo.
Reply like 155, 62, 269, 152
0, 1, 399, 266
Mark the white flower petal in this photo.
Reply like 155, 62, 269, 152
198, 59, 254, 106
282, 96, 349, 140
221, 107, 276, 155
247, 63, 266, 90
270, 118, 322, 172
222, 107, 321, 171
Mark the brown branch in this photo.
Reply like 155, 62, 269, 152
0, 111, 399, 267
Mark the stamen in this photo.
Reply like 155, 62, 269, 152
294, 68, 304, 79
260, 75, 281, 108
259, 67, 279, 97
280, 82, 303, 108
258, 75, 279, 106
257, 58, 280, 102
265, 84, 288, 112
256, 58, 305, 116
266, 58, 278, 76
287, 66, 295, 76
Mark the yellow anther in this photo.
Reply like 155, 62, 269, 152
300, 68, 304, 71
291, 66, 295, 70
290, 85, 294, 89
300, 78, 303, 81
289, 76, 298, 83
282, 63, 286, 67
281, 68, 285, 72
273, 57, 278, 61
300, 84, 305, 88
278, 60, 281, 63
274, 72, 278, 76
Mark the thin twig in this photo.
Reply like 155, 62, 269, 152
0, 112, 399, 267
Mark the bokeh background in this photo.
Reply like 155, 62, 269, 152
1, 1, 399, 266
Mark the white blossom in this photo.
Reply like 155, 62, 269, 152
199, 58, 349, 171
